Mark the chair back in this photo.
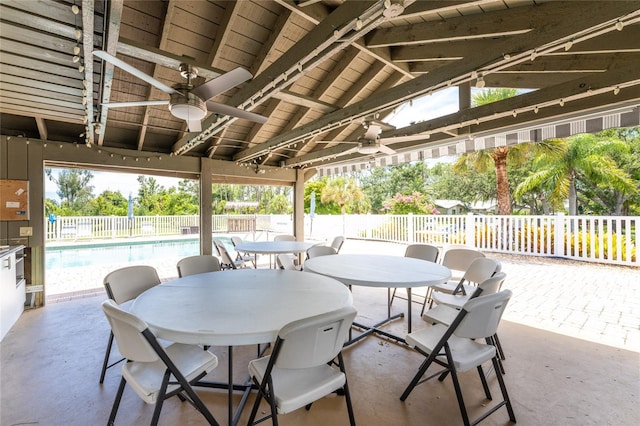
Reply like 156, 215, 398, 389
474, 272, 506, 297
441, 248, 485, 276
177, 255, 221, 277
274, 234, 296, 241
330, 236, 345, 253
455, 290, 512, 339
405, 244, 439, 263
103, 265, 161, 304
275, 306, 357, 369
276, 253, 298, 270
101, 299, 159, 362
307, 245, 337, 259
214, 239, 238, 268
463, 257, 501, 284
230, 236, 243, 247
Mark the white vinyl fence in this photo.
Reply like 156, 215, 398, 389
46, 213, 638, 267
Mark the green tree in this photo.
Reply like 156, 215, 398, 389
45, 168, 94, 214
266, 194, 292, 214
136, 176, 166, 215
455, 88, 564, 214
321, 177, 365, 214
514, 134, 637, 215
87, 190, 128, 216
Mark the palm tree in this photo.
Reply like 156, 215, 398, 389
514, 134, 637, 215
321, 176, 365, 214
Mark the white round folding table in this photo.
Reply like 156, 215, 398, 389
131, 269, 352, 425
234, 240, 316, 268
304, 254, 451, 343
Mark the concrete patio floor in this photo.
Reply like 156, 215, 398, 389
1, 238, 638, 425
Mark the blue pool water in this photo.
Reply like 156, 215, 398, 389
46, 239, 209, 269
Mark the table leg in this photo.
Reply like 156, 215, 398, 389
228, 346, 233, 425
407, 288, 412, 333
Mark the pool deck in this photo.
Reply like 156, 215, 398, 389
45, 237, 639, 352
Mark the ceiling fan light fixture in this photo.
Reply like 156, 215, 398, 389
169, 92, 206, 121
357, 142, 380, 155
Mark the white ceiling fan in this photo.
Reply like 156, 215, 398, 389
93, 51, 267, 132
316, 121, 431, 155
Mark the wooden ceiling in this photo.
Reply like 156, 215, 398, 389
1, 0, 639, 172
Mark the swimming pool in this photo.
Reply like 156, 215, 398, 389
45, 239, 224, 269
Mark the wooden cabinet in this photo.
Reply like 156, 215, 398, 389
0, 245, 26, 341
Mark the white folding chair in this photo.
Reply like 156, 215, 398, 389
276, 253, 301, 270
330, 236, 346, 253
247, 306, 358, 426
214, 239, 247, 269
101, 300, 220, 426
273, 234, 296, 241
176, 255, 221, 277
100, 265, 161, 384
306, 245, 337, 259
230, 236, 257, 267
401, 290, 516, 426
389, 244, 439, 308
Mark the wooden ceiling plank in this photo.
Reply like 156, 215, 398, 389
0, 106, 81, 124
0, 22, 80, 53
235, 1, 640, 162
0, 39, 80, 67
0, 97, 84, 116
0, 82, 80, 103
0, 3, 101, 44
0, 63, 83, 89
0, 88, 83, 110
0, 74, 83, 97
0, 52, 81, 80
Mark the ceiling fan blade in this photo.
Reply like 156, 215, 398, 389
93, 50, 179, 95
192, 67, 253, 101
206, 101, 268, 124
382, 134, 430, 144
314, 140, 359, 145
378, 144, 397, 155
102, 100, 169, 108
187, 120, 202, 132
363, 124, 381, 140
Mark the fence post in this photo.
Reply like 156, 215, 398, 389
407, 213, 414, 244
466, 213, 475, 247
554, 212, 565, 258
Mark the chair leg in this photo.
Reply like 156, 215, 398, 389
247, 382, 264, 425
338, 353, 357, 426
443, 346, 471, 426
100, 331, 115, 384
492, 356, 517, 422
493, 333, 506, 361
477, 365, 492, 400
151, 370, 171, 426
108, 376, 127, 426
400, 349, 439, 401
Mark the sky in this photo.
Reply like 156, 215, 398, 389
46, 89, 462, 200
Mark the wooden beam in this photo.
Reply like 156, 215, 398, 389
207, 1, 240, 68
270, 90, 338, 113
366, 5, 534, 48
35, 117, 48, 141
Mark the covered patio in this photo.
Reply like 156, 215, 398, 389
2, 239, 638, 425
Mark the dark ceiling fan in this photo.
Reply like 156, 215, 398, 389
93, 51, 267, 132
